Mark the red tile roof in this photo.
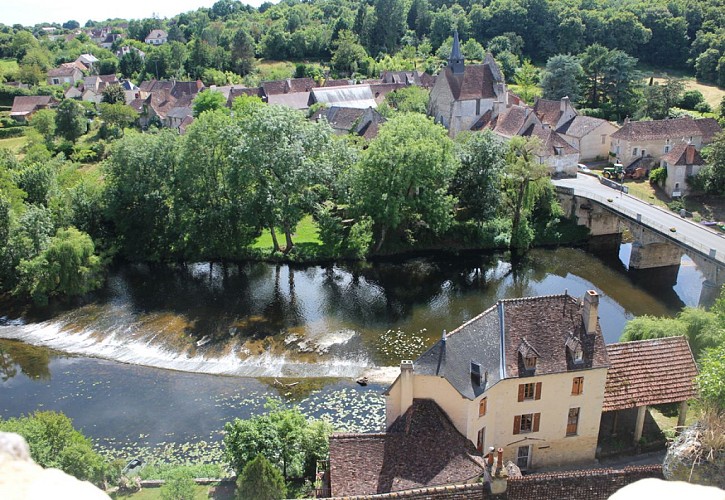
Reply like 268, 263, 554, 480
661, 143, 705, 166
610, 117, 703, 142
10, 95, 54, 116
603, 336, 697, 411
533, 99, 563, 127
329, 399, 485, 496
694, 117, 722, 143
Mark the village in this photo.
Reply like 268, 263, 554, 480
1, 3, 725, 499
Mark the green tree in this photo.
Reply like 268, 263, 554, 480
0, 411, 109, 486
223, 400, 331, 480
640, 77, 685, 119
697, 344, 725, 410
192, 90, 227, 117
580, 44, 610, 109
174, 111, 259, 260
105, 130, 179, 261
540, 54, 583, 102
119, 50, 144, 78
513, 59, 540, 103
383, 86, 429, 114
237, 105, 339, 253
54, 99, 87, 143
14, 227, 103, 305
351, 113, 457, 251
331, 30, 368, 76
451, 130, 505, 224
101, 84, 126, 104
231, 28, 255, 76
501, 136, 550, 254
601, 49, 642, 119
236, 455, 286, 500
698, 132, 725, 195
371, 0, 406, 54
160, 468, 196, 500
30, 109, 56, 144
695, 48, 721, 83
99, 103, 138, 134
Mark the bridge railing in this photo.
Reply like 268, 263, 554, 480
558, 186, 721, 263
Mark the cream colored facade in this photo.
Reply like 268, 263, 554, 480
560, 121, 619, 161
386, 364, 608, 470
610, 137, 699, 166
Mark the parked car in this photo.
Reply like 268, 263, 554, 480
577, 164, 592, 174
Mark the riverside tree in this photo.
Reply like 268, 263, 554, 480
236, 455, 287, 500
351, 113, 457, 251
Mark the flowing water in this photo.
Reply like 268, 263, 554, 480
0, 246, 706, 463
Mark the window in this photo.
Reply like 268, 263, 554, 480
524, 356, 537, 370
632, 147, 638, 156
572, 377, 584, 395
517, 445, 531, 470
477, 427, 486, 452
513, 413, 540, 434
664, 145, 670, 153
479, 397, 487, 417
52, 78, 60, 85
641, 149, 646, 157
518, 382, 541, 402
567, 408, 580, 436
601, 134, 606, 145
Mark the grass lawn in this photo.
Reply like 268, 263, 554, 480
0, 58, 19, 80
111, 484, 229, 500
252, 215, 321, 250
624, 180, 670, 210
645, 70, 724, 109
0, 135, 28, 153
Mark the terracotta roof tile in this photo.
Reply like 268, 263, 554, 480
610, 117, 703, 142
443, 64, 496, 101
493, 105, 529, 137
533, 99, 562, 127
661, 143, 705, 166
10, 95, 54, 115
557, 116, 612, 138
520, 123, 578, 156
329, 399, 485, 496
694, 118, 722, 143
603, 336, 697, 411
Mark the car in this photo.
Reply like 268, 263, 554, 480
577, 164, 592, 174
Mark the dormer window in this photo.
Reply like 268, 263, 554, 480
565, 334, 584, 365
517, 338, 540, 373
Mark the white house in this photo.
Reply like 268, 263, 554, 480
145, 29, 168, 45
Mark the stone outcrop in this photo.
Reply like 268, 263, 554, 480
663, 422, 725, 489
0, 432, 110, 499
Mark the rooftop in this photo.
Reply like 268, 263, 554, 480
610, 117, 720, 142
329, 399, 485, 496
603, 336, 697, 411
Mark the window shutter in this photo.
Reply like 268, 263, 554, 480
533, 413, 540, 432
518, 384, 525, 402
513, 415, 521, 435
572, 378, 578, 395
535, 382, 542, 400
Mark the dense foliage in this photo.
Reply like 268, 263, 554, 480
0, 411, 118, 487
235, 454, 287, 500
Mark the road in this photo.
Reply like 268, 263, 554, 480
553, 174, 725, 264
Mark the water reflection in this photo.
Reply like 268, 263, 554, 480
0, 247, 704, 379
0, 339, 52, 381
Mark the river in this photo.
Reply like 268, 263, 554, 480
0, 245, 705, 463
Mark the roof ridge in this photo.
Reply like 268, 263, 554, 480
499, 293, 572, 303
445, 302, 499, 338
607, 336, 688, 348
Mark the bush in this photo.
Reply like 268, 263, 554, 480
649, 166, 667, 185
236, 455, 286, 500
695, 101, 713, 114
160, 468, 196, 500
679, 90, 706, 110
697, 344, 725, 410
0, 127, 25, 138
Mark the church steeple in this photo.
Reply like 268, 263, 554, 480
449, 30, 465, 75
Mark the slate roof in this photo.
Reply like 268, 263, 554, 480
610, 117, 703, 142
324, 79, 354, 87
661, 143, 705, 166
328, 399, 486, 496
48, 65, 80, 77
145, 29, 167, 40
314, 106, 365, 131
603, 336, 697, 411
287, 77, 317, 93
412, 294, 608, 400
557, 115, 612, 138
492, 105, 530, 137
10, 95, 54, 116
261, 80, 288, 96
443, 64, 497, 101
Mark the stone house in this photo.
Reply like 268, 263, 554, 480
145, 29, 168, 45
533, 98, 619, 161
660, 143, 706, 198
9, 95, 55, 122
386, 291, 609, 471
610, 117, 721, 169
46, 64, 83, 86
327, 291, 698, 497
428, 32, 508, 136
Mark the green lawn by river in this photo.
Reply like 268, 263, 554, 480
252, 215, 321, 250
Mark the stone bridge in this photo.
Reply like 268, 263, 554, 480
554, 179, 725, 306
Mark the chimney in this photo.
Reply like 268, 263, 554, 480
581, 290, 599, 335
486, 447, 509, 494
400, 360, 414, 415
487, 447, 495, 467
686, 144, 695, 165
560, 96, 570, 112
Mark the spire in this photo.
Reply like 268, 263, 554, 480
449, 30, 465, 75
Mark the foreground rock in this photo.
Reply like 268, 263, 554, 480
0, 432, 110, 499
663, 420, 725, 489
